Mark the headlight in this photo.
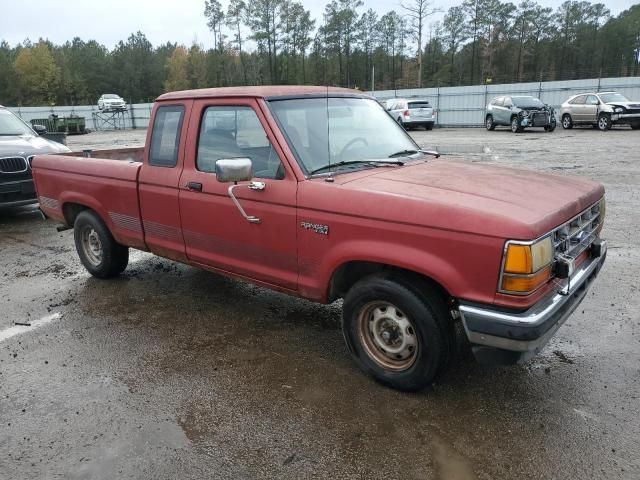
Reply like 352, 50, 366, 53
614, 107, 624, 113
500, 236, 554, 294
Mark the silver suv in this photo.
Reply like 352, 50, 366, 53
386, 98, 436, 130
559, 92, 640, 131
485, 95, 556, 133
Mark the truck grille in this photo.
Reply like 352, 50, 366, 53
552, 200, 603, 260
0, 156, 28, 173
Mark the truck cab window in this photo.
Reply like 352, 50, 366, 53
149, 105, 184, 167
197, 106, 284, 180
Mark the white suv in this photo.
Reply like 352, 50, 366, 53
97, 94, 127, 112
386, 98, 436, 130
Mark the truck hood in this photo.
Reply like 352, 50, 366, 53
0, 134, 70, 157
335, 158, 604, 239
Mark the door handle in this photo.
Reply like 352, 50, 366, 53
186, 181, 203, 192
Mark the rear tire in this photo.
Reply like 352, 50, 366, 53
425, 123, 433, 131
562, 114, 573, 129
631, 122, 640, 130
397, 117, 405, 130
74, 210, 129, 278
485, 115, 496, 131
342, 274, 450, 391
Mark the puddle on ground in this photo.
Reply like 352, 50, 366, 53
431, 435, 478, 480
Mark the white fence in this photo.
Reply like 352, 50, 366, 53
6, 76, 640, 130
372, 76, 640, 127
7, 103, 154, 131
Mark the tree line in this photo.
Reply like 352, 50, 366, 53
0, 0, 638, 106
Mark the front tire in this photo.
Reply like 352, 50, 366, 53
486, 115, 496, 131
562, 114, 573, 129
342, 275, 449, 391
597, 113, 611, 131
74, 210, 129, 278
630, 122, 640, 130
511, 116, 522, 133
544, 121, 556, 132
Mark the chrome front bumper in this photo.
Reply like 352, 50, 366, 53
458, 241, 606, 363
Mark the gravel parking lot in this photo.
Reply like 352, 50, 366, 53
1, 126, 639, 479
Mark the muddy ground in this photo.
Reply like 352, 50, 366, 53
1, 126, 639, 479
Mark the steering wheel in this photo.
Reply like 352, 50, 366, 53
338, 137, 369, 162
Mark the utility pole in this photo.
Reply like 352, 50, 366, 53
372, 65, 375, 94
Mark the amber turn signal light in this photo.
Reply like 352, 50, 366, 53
501, 265, 552, 293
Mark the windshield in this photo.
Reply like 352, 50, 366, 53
104, 94, 120, 99
599, 92, 629, 103
269, 97, 418, 175
512, 96, 544, 108
0, 109, 33, 136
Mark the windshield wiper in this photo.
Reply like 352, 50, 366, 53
309, 159, 404, 175
388, 149, 440, 158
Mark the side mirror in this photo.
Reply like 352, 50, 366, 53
215, 158, 253, 183
32, 124, 47, 135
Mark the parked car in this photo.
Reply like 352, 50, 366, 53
0, 106, 70, 208
32, 86, 606, 391
485, 95, 556, 133
97, 94, 127, 112
386, 98, 436, 130
559, 91, 640, 131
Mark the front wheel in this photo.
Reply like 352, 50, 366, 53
544, 122, 557, 132
74, 210, 129, 278
598, 113, 611, 131
342, 275, 449, 391
511, 116, 522, 133
630, 122, 640, 130
562, 114, 573, 129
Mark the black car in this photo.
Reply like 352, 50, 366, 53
0, 106, 70, 208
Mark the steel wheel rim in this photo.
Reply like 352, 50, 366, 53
563, 116, 571, 128
357, 301, 418, 371
599, 116, 608, 130
486, 117, 492, 129
511, 119, 518, 132
81, 226, 103, 266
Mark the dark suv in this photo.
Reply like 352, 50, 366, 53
0, 106, 70, 208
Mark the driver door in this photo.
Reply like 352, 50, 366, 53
178, 98, 298, 291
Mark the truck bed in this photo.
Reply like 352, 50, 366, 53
31, 148, 146, 250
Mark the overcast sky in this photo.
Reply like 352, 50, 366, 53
0, 0, 632, 50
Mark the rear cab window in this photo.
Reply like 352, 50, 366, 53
149, 105, 185, 167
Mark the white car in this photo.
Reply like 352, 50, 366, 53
386, 98, 436, 130
97, 94, 127, 112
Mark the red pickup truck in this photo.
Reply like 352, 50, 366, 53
32, 86, 607, 391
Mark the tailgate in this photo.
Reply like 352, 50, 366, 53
32, 154, 145, 249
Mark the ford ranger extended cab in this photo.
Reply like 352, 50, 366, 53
31, 86, 607, 391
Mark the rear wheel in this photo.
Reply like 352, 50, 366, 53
597, 113, 611, 131
562, 114, 573, 129
342, 275, 450, 391
397, 117, 405, 130
631, 122, 640, 130
74, 210, 129, 278
425, 123, 434, 131
485, 115, 495, 131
